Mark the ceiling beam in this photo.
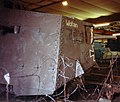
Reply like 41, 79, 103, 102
81, 0, 120, 13
31, 0, 62, 11
35, 7, 85, 20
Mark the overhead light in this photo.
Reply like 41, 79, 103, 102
62, 1, 68, 6
113, 33, 120, 36
93, 23, 110, 28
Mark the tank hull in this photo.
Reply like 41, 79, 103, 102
0, 8, 95, 96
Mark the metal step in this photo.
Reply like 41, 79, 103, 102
84, 67, 120, 86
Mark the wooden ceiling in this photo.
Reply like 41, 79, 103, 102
2, 0, 120, 24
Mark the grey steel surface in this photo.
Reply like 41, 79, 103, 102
0, 8, 95, 96
56, 17, 95, 89
0, 8, 62, 95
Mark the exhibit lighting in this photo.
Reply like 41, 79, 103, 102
62, 1, 68, 6
113, 33, 120, 36
93, 23, 110, 27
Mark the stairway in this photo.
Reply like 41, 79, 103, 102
84, 66, 120, 86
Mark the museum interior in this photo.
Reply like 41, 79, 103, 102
0, 0, 120, 102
